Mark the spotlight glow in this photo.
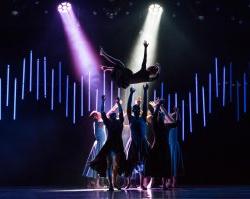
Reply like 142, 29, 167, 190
149, 4, 163, 14
58, 2, 72, 13
58, 2, 99, 83
126, 3, 163, 96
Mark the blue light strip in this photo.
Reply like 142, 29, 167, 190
29, 51, 32, 92
6, 65, 10, 107
182, 99, 185, 141
222, 66, 226, 107
175, 92, 178, 108
243, 73, 247, 113
118, 88, 121, 98
51, 69, 54, 111
43, 57, 47, 98
66, 75, 69, 117
209, 73, 212, 114
103, 71, 106, 95
195, 73, 198, 114
229, 62, 232, 103
111, 81, 113, 109
215, 57, 219, 98
154, 89, 156, 101
202, 86, 206, 127
88, 72, 91, 112
81, 75, 83, 117
168, 94, 171, 113
22, 58, 26, 100
73, 82, 76, 124
0, 79, 2, 120
36, 59, 40, 101
13, 78, 17, 120
59, 62, 62, 104
236, 81, 240, 121
189, 92, 193, 133
96, 89, 98, 111
161, 82, 164, 99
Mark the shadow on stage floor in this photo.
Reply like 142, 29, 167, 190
0, 186, 250, 199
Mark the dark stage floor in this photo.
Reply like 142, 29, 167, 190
0, 186, 250, 199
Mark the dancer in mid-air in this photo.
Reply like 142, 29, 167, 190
125, 85, 149, 190
100, 41, 160, 89
90, 96, 126, 191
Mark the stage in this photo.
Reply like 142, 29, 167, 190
1, 186, 250, 199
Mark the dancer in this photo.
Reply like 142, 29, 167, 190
166, 107, 184, 188
90, 96, 126, 191
82, 111, 106, 187
100, 41, 160, 89
125, 84, 149, 190
145, 99, 177, 190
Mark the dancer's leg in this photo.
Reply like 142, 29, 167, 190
112, 154, 121, 190
139, 174, 147, 190
100, 48, 125, 69
107, 155, 114, 191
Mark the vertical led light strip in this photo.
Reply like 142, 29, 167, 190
209, 73, 212, 114
51, 69, 54, 111
73, 82, 76, 124
118, 88, 121, 98
0, 79, 2, 120
161, 82, 164, 99
36, 59, 40, 101
88, 72, 91, 112
243, 73, 247, 113
95, 89, 99, 111
222, 66, 226, 107
189, 92, 193, 133
154, 89, 156, 101
168, 94, 171, 113
59, 62, 62, 104
229, 62, 233, 103
21, 58, 26, 100
182, 100, 185, 142
215, 57, 219, 98
236, 81, 240, 121
175, 92, 178, 108
103, 71, 106, 95
202, 86, 206, 127
195, 73, 198, 114
110, 81, 113, 108
29, 50, 33, 92
43, 57, 47, 98
13, 78, 17, 120
81, 75, 84, 117
66, 75, 69, 117
6, 65, 10, 107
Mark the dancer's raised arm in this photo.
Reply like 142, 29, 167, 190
141, 41, 149, 71
142, 84, 149, 121
127, 87, 135, 123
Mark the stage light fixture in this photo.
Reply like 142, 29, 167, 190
58, 2, 72, 13
149, 4, 163, 14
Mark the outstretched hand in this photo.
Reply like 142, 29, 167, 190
102, 95, 106, 101
130, 87, 135, 94
143, 40, 149, 48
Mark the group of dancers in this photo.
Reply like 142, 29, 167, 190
83, 41, 183, 191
